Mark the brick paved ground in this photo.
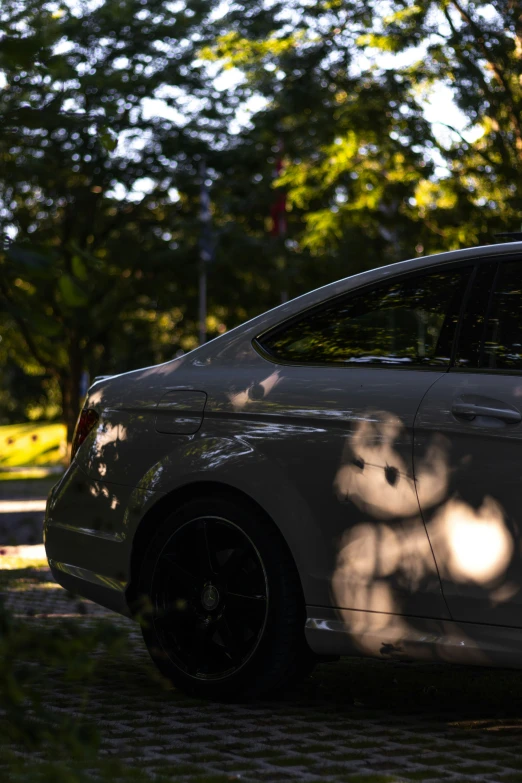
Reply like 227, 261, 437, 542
3, 548, 522, 783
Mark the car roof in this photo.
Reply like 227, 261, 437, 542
305, 240, 522, 304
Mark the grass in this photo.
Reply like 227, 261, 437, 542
0, 422, 66, 469
0, 559, 48, 574
0, 467, 63, 480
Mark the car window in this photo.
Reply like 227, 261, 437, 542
258, 267, 471, 367
481, 260, 522, 371
454, 262, 497, 370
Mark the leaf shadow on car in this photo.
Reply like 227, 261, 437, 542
332, 409, 522, 669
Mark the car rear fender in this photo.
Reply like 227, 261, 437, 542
130, 435, 330, 607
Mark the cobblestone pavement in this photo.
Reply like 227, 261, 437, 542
4, 550, 522, 783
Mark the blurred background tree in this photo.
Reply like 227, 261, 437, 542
0, 0, 520, 447
0, 0, 220, 441
355, 0, 522, 249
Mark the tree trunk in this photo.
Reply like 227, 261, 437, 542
59, 346, 83, 455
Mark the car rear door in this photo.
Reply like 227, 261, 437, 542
414, 256, 522, 627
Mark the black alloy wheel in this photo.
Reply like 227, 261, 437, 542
138, 494, 315, 700
150, 516, 268, 679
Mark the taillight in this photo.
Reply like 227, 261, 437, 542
71, 408, 99, 463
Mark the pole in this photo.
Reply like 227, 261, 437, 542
279, 194, 287, 304
198, 158, 211, 346
270, 138, 288, 304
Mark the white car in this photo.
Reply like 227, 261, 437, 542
45, 241, 522, 699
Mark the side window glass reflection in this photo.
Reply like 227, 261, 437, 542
259, 268, 471, 368
482, 261, 522, 371
455, 262, 497, 370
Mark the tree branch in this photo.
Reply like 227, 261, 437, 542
450, 0, 522, 142
0, 275, 60, 372
442, 5, 515, 171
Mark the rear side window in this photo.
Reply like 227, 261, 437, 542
257, 267, 471, 367
482, 260, 522, 371
454, 262, 497, 370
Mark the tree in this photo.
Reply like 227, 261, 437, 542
339, 0, 522, 248
202, 0, 522, 264
199, 0, 437, 280
0, 0, 221, 443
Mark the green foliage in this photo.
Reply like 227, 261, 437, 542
1, 0, 521, 436
199, 0, 434, 280
202, 0, 522, 262
358, 0, 522, 247
0, 596, 132, 781
0, 0, 221, 438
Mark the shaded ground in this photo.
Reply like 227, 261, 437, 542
0, 478, 57, 544
3, 550, 522, 782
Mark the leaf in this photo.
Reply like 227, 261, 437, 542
58, 274, 89, 307
27, 312, 62, 338
98, 128, 117, 152
0, 36, 42, 69
71, 255, 88, 281
68, 242, 105, 272
6, 246, 53, 276
1, 300, 61, 339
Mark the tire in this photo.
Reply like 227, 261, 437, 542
137, 494, 315, 701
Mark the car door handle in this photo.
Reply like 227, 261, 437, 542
452, 402, 522, 423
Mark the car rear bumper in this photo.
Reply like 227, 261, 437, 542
44, 463, 160, 618
48, 556, 130, 617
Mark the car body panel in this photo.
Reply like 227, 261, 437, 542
45, 463, 163, 616
305, 605, 522, 668
75, 364, 449, 615
103, 431, 328, 607
155, 390, 207, 434
415, 371, 522, 627
203, 362, 450, 618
